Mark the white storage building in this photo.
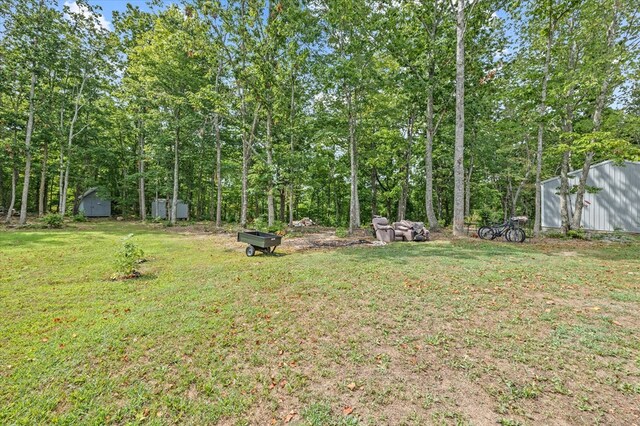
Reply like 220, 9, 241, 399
541, 160, 640, 233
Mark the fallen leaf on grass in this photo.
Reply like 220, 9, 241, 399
343, 406, 354, 415
284, 410, 297, 423
347, 382, 356, 391
612, 321, 622, 327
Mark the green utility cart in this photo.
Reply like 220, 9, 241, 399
237, 231, 282, 256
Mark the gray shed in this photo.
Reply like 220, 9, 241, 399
541, 160, 640, 232
78, 188, 111, 217
151, 198, 188, 220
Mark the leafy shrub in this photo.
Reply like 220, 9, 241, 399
335, 227, 349, 238
477, 208, 501, 226
545, 231, 567, 239
567, 229, 587, 240
113, 234, 144, 279
42, 213, 64, 229
252, 217, 286, 233
72, 212, 87, 222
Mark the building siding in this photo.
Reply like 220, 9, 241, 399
151, 199, 188, 220
541, 160, 640, 232
79, 193, 111, 217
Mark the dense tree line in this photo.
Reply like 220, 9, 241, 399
1, 0, 638, 232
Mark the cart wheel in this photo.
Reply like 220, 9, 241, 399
246, 245, 256, 257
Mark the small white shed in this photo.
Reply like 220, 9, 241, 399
151, 198, 189, 220
541, 160, 640, 232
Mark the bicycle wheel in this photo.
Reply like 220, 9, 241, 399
513, 228, 526, 243
505, 229, 513, 242
478, 226, 494, 240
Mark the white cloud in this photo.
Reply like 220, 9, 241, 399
64, 1, 112, 31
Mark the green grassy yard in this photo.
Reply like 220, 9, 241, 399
1, 223, 639, 425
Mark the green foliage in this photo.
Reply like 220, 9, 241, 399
335, 227, 349, 238
567, 229, 587, 240
113, 234, 144, 278
72, 212, 87, 222
41, 214, 64, 229
252, 217, 285, 234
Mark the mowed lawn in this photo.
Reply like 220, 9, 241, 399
1, 223, 639, 425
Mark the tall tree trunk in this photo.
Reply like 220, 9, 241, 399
60, 75, 87, 219
138, 119, 146, 220
559, 150, 571, 233
289, 73, 296, 226
512, 162, 532, 217
279, 188, 285, 223
214, 113, 222, 227
241, 106, 260, 227
371, 167, 378, 217
559, 20, 577, 234
571, 0, 619, 230
464, 155, 473, 218
534, 7, 554, 237
266, 108, 275, 226
38, 140, 48, 217
171, 123, 180, 225
19, 71, 37, 225
425, 82, 439, 230
5, 146, 17, 224
452, 0, 466, 236
347, 88, 360, 233
570, 152, 594, 228
397, 113, 414, 221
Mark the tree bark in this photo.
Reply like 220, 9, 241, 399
171, 122, 180, 225
138, 119, 146, 220
241, 105, 260, 227
570, 152, 594, 228
19, 71, 37, 225
534, 6, 554, 237
397, 113, 414, 221
38, 140, 48, 216
266, 108, 275, 226
288, 73, 296, 226
279, 188, 285, 223
464, 155, 473, 218
570, 0, 619, 230
559, 150, 571, 233
60, 74, 87, 219
371, 167, 378, 217
347, 88, 360, 233
425, 81, 439, 230
214, 113, 222, 227
452, 0, 466, 236
5, 147, 17, 224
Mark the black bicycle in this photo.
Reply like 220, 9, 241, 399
478, 217, 527, 243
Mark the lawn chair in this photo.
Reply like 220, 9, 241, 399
372, 216, 396, 243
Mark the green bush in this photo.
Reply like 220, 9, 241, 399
72, 212, 87, 222
545, 231, 567, 239
567, 229, 587, 240
335, 227, 349, 238
42, 214, 64, 229
113, 234, 144, 278
252, 217, 285, 233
